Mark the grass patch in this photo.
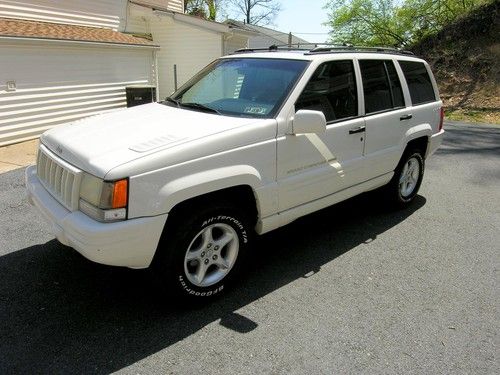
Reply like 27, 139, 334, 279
445, 109, 500, 125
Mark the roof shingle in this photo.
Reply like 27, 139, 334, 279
0, 17, 158, 47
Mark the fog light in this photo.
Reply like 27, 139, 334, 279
104, 208, 127, 221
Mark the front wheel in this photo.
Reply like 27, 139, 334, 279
152, 203, 252, 301
386, 150, 425, 207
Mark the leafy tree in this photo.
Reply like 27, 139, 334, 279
324, 0, 490, 47
227, 0, 282, 25
185, 0, 225, 21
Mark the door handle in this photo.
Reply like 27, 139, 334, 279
400, 114, 413, 121
349, 126, 366, 134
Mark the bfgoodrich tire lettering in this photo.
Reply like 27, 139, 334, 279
152, 204, 251, 301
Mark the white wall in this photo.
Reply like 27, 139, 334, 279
224, 34, 248, 55
0, 40, 154, 146
133, 0, 183, 13
149, 14, 223, 98
0, 0, 184, 31
0, 0, 127, 30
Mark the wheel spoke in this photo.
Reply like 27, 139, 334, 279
216, 232, 234, 249
201, 226, 214, 247
411, 167, 419, 180
195, 262, 208, 283
185, 249, 202, 262
214, 257, 230, 270
400, 163, 409, 184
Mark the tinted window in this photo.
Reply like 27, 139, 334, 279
399, 61, 436, 105
296, 60, 357, 122
386, 61, 405, 108
360, 60, 402, 114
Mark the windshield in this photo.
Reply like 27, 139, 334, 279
169, 58, 309, 118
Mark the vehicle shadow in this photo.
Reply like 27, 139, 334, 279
0, 192, 426, 374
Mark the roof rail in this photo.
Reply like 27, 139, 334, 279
306, 44, 414, 55
233, 43, 414, 55
234, 44, 308, 53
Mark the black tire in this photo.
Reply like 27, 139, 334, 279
152, 202, 252, 302
385, 149, 425, 207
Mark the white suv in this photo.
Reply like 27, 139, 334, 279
26, 47, 444, 300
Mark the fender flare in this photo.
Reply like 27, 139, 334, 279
158, 165, 263, 214
405, 123, 432, 143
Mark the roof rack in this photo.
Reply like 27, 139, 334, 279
234, 44, 309, 53
306, 44, 414, 55
233, 43, 413, 56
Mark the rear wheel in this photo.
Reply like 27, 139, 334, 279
386, 150, 425, 206
152, 202, 252, 301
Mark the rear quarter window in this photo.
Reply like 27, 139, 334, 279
399, 61, 436, 105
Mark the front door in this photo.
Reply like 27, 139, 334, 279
277, 60, 366, 211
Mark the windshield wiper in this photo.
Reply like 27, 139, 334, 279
163, 97, 181, 107
180, 102, 221, 114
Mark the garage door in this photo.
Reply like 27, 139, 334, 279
0, 41, 154, 146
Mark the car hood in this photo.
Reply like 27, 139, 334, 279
41, 103, 263, 178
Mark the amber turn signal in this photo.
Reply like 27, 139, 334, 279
112, 179, 128, 208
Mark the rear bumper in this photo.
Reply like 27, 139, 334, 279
26, 165, 167, 268
427, 129, 445, 158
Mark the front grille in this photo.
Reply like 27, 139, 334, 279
36, 145, 82, 211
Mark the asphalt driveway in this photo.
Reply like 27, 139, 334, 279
0, 121, 498, 374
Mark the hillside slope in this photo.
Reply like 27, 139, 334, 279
411, 1, 499, 123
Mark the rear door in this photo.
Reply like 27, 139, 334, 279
359, 59, 411, 178
397, 60, 442, 135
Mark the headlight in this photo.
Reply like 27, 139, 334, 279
79, 173, 128, 222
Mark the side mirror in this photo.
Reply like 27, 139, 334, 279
291, 110, 326, 135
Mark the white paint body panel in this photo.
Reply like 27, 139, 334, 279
26, 165, 167, 268
27, 51, 444, 269
40, 102, 270, 180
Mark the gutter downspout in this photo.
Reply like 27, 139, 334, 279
153, 48, 159, 101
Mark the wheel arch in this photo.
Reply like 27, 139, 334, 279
158, 166, 262, 226
404, 124, 431, 157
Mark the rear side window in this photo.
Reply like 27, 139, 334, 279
386, 61, 404, 108
296, 60, 357, 122
359, 60, 405, 114
399, 61, 436, 105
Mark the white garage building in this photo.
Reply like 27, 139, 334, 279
0, 18, 159, 146
0, 0, 161, 146
0, 0, 250, 146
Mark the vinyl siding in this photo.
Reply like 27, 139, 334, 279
0, 41, 153, 146
224, 34, 248, 55
0, 0, 127, 30
150, 14, 222, 98
133, 0, 184, 13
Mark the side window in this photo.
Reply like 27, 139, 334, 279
359, 60, 404, 114
399, 61, 436, 105
386, 61, 404, 108
296, 60, 357, 122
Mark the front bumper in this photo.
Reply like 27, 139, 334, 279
427, 129, 445, 158
26, 165, 168, 268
